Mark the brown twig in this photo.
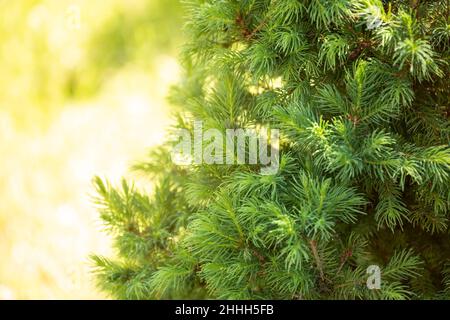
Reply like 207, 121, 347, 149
336, 249, 353, 275
252, 248, 266, 265
309, 239, 325, 281
235, 13, 267, 40
348, 39, 374, 61
246, 19, 267, 40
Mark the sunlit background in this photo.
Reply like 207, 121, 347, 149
0, 0, 183, 299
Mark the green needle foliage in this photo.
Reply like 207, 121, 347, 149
92, 0, 450, 300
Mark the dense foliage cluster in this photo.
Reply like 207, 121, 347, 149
93, 0, 450, 299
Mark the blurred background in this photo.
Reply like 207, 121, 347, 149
0, 0, 183, 299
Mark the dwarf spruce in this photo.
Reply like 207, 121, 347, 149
92, 0, 450, 300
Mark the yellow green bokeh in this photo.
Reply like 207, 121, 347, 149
0, 0, 183, 299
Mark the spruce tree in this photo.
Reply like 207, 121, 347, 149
92, 0, 450, 299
